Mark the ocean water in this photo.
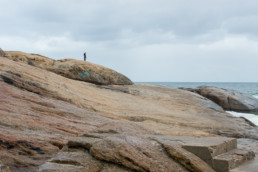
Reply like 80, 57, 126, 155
136, 82, 258, 126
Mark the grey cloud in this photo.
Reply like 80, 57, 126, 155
3, 0, 258, 42
1, 0, 258, 82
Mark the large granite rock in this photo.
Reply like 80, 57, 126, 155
0, 57, 257, 171
182, 86, 258, 113
2, 50, 133, 85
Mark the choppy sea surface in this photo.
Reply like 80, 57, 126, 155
136, 82, 258, 125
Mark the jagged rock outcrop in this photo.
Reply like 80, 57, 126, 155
3, 50, 133, 85
181, 86, 258, 113
0, 56, 257, 171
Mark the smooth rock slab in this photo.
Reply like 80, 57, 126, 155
162, 144, 215, 172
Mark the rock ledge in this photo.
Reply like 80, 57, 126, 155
3, 50, 133, 85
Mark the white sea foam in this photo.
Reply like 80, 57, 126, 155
254, 95, 258, 99
227, 111, 258, 126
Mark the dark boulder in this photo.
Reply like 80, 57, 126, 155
182, 86, 258, 113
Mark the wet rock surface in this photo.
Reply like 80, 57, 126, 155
181, 86, 258, 113
0, 56, 257, 171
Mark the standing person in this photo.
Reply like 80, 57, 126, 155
84, 52, 87, 61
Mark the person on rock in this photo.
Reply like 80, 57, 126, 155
84, 52, 87, 61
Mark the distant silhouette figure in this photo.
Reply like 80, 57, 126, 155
84, 52, 87, 61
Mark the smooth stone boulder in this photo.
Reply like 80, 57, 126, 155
182, 86, 258, 113
3, 51, 133, 85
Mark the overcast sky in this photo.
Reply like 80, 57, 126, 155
1, 0, 258, 82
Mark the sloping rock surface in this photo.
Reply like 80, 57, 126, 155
182, 86, 258, 113
1, 58, 256, 138
0, 56, 257, 171
3, 50, 133, 85
39, 132, 255, 172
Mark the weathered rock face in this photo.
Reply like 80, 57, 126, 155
0, 57, 257, 171
0, 48, 5, 57
51, 59, 133, 85
0, 81, 115, 171
182, 86, 258, 113
3, 50, 133, 85
1, 58, 257, 138
39, 131, 255, 172
90, 135, 188, 172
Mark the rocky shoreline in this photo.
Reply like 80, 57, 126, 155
180, 86, 258, 114
0, 49, 257, 172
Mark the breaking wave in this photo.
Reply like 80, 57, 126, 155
227, 111, 258, 126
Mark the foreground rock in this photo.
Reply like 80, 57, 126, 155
181, 86, 258, 113
39, 131, 255, 172
3, 50, 133, 85
0, 57, 257, 171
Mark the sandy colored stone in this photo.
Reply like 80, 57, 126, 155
90, 135, 187, 172
162, 144, 215, 172
0, 80, 114, 170
3, 51, 133, 85
1, 57, 256, 139
213, 149, 255, 172
0, 56, 257, 171
40, 146, 134, 172
39, 148, 103, 172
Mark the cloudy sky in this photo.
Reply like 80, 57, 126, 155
1, 0, 258, 82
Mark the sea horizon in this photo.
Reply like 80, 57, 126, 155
135, 82, 258, 95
